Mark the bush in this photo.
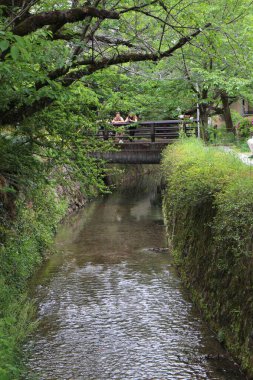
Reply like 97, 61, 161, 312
162, 138, 253, 376
237, 119, 253, 138
0, 180, 67, 379
206, 125, 236, 144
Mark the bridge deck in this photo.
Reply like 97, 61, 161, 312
94, 142, 171, 164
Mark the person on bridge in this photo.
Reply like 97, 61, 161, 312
112, 112, 124, 124
125, 113, 138, 140
125, 113, 138, 123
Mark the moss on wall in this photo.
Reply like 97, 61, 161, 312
162, 138, 253, 377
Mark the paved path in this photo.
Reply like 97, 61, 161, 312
221, 146, 253, 166
237, 152, 253, 166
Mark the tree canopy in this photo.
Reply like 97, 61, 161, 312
1, 0, 253, 194
0, 0, 213, 126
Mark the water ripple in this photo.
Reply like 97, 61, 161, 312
24, 194, 244, 380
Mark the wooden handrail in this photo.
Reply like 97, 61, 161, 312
98, 119, 198, 142
111, 119, 197, 126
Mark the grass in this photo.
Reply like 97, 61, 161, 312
0, 182, 67, 379
162, 137, 253, 377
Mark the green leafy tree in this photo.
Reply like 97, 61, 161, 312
0, 0, 210, 125
0, 0, 215, 198
149, 0, 253, 133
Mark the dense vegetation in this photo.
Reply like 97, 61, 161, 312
162, 139, 253, 376
1, 0, 253, 377
0, 181, 67, 379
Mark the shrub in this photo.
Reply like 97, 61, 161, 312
0, 180, 67, 379
162, 138, 253, 376
237, 119, 253, 138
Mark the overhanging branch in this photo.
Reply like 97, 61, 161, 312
61, 23, 212, 85
0, 22, 211, 125
0, 0, 26, 6
13, 7, 120, 36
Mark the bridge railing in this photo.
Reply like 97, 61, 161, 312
96, 119, 198, 143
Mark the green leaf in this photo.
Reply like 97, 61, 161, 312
0, 40, 9, 52
10, 45, 19, 60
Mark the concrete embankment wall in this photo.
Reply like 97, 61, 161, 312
162, 138, 253, 377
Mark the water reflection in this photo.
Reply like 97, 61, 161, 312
25, 182, 245, 380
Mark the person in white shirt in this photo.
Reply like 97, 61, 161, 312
247, 132, 253, 158
112, 112, 124, 123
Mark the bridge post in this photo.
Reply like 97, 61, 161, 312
151, 123, 155, 142
102, 129, 109, 140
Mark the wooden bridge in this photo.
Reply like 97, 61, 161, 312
93, 119, 197, 164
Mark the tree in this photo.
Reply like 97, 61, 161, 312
2, 0, 253, 197
0, 0, 211, 126
147, 0, 253, 133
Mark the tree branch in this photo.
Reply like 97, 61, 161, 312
91, 35, 135, 48
37, 22, 211, 91
0, 23, 211, 125
0, 0, 25, 6
61, 23, 212, 85
13, 7, 120, 36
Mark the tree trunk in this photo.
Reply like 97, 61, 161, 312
199, 103, 209, 140
197, 87, 210, 140
220, 91, 234, 134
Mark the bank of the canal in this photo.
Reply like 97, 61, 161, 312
24, 174, 244, 379
0, 171, 94, 380
162, 138, 253, 378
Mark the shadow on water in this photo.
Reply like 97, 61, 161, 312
24, 167, 245, 380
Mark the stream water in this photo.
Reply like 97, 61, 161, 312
24, 178, 245, 379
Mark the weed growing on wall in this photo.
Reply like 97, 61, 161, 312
0, 181, 67, 379
162, 138, 253, 376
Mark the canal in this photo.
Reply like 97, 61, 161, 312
24, 177, 245, 379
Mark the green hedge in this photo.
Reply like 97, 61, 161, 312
162, 138, 253, 376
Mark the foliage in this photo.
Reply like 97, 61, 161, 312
0, 0, 253, 189
162, 138, 253, 376
0, 176, 67, 379
0, 0, 252, 132
1, 0, 253, 377
0, 0, 213, 216
86, 66, 194, 120
205, 125, 236, 144
146, 0, 253, 130
0, 0, 213, 126
0, 81, 110, 199
237, 119, 253, 138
